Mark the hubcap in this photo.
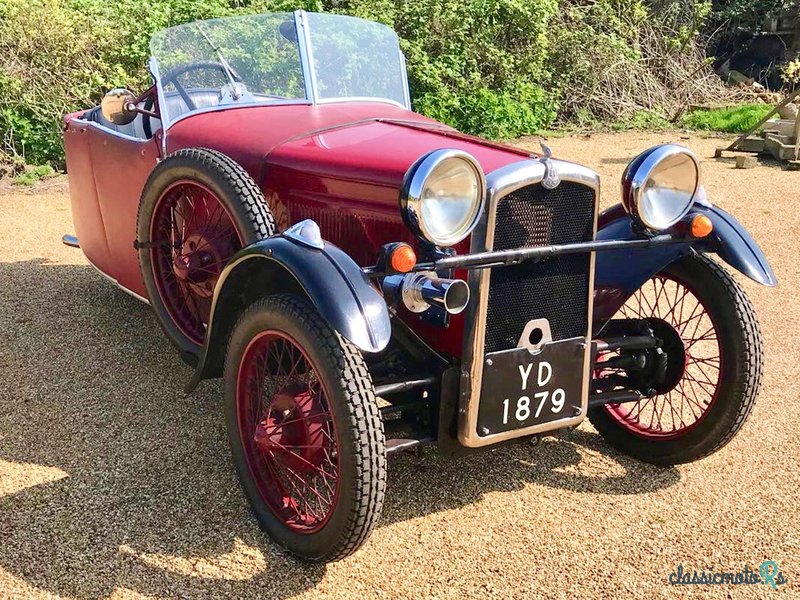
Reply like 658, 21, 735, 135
171, 232, 233, 298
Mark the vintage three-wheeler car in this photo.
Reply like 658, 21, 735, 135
62, 11, 775, 561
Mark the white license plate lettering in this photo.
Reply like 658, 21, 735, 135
534, 391, 548, 418
501, 360, 566, 425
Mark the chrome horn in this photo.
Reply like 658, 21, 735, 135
382, 272, 470, 315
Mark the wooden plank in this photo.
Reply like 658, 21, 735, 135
793, 111, 800, 162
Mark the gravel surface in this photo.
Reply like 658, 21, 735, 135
0, 132, 798, 599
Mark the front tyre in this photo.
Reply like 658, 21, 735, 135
224, 295, 386, 561
589, 254, 763, 466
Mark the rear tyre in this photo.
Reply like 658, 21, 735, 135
589, 254, 763, 466
137, 148, 274, 360
224, 295, 386, 562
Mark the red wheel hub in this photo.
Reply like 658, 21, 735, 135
171, 232, 233, 298
253, 384, 329, 473
149, 181, 243, 343
236, 331, 340, 533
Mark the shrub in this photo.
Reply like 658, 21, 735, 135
389, 0, 558, 137
13, 163, 55, 186
0, 0, 737, 167
707, 0, 792, 35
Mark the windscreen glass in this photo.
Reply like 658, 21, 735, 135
150, 13, 305, 121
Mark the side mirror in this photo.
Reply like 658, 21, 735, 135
101, 88, 137, 125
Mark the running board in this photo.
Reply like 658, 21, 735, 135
62, 234, 79, 248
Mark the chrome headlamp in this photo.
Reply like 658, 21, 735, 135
622, 144, 701, 231
400, 149, 486, 247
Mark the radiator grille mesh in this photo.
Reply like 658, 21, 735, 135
483, 182, 596, 354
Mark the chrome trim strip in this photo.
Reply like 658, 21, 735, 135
315, 97, 409, 110
75, 120, 150, 144
296, 10, 319, 104
457, 158, 600, 447
86, 257, 150, 305
399, 52, 412, 110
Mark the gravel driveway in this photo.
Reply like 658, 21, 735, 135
0, 132, 797, 599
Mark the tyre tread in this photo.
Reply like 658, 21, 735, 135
226, 295, 386, 562
688, 253, 762, 460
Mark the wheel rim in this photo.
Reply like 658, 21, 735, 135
236, 330, 340, 533
149, 180, 243, 344
602, 272, 724, 440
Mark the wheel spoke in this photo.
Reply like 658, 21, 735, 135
603, 267, 723, 439
149, 181, 243, 344
237, 330, 340, 532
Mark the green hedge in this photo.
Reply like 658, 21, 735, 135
0, 0, 712, 166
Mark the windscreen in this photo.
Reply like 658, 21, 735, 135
150, 13, 305, 121
305, 12, 408, 106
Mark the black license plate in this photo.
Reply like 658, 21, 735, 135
477, 338, 586, 436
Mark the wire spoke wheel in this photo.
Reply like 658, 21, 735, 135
605, 273, 722, 439
589, 254, 762, 466
150, 180, 242, 345
237, 330, 340, 532
224, 295, 386, 561
137, 148, 274, 357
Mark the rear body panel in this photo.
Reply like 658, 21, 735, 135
63, 114, 160, 296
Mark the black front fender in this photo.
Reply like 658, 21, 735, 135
593, 203, 775, 330
185, 236, 391, 391
694, 203, 777, 288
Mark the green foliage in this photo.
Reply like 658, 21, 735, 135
12, 163, 55, 186
0, 0, 732, 166
390, 0, 558, 137
707, 0, 792, 33
681, 103, 772, 132
612, 110, 671, 131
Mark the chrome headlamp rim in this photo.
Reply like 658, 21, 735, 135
622, 144, 701, 231
400, 148, 486, 247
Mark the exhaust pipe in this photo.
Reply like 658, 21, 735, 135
382, 272, 470, 315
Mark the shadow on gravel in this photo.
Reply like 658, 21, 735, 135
0, 258, 679, 599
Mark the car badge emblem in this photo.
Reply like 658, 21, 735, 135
535, 141, 561, 190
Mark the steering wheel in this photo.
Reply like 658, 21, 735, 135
160, 60, 239, 112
